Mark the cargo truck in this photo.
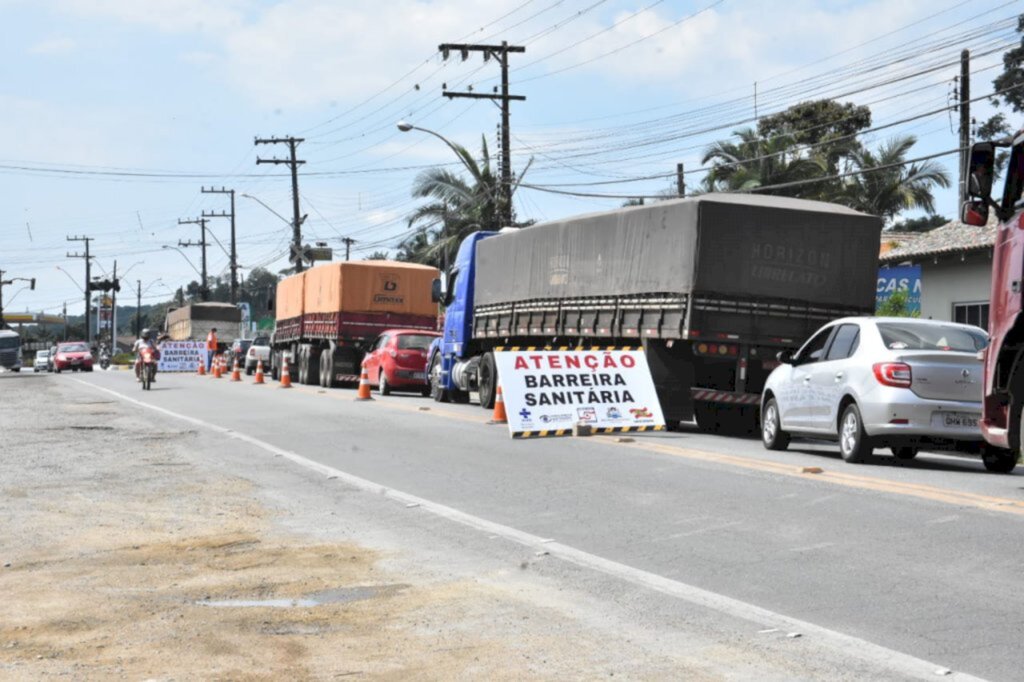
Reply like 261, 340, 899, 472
269, 260, 440, 386
165, 302, 242, 349
427, 193, 882, 433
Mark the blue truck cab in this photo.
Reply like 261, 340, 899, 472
427, 230, 496, 402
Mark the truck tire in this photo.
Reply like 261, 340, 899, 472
479, 352, 497, 410
271, 352, 280, 381
319, 349, 331, 387
298, 347, 309, 385
305, 347, 320, 386
429, 353, 450, 403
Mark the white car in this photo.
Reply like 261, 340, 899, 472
760, 317, 1013, 472
33, 350, 50, 372
244, 335, 271, 375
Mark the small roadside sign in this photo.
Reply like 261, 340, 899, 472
492, 348, 666, 438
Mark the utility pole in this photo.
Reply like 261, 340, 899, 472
341, 237, 356, 261
255, 136, 306, 271
439, 41, 525, 229
62, 302, 67, 341
178, 217, 210, 301
959, 49, 971, 206
135, 280, 142, 338
677, 163, 685, 197
66, 235, 94, 345
202, 186, 239, 303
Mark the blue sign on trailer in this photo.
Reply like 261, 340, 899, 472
877, 265, 922, 314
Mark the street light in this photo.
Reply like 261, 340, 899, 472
162, 245, 203, 278
0, 273, 35, 329
240, 193, 297, 228
55, 266, 85, 294
396, 120, 468, 163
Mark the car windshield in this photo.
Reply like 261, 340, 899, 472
877, 322, 988, 352
37, 351, 49, 358
59, 343, 89, 353
253, 337, 269, 346
396, 334, 436, 351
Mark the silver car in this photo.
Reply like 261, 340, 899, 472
760, 317, 1000, 468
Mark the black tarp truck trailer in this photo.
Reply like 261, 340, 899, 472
470, 193, 882, 432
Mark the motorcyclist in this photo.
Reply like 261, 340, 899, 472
133, 328, 160, 382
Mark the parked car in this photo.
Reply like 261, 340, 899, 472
244, 335, 271, 375
362, 329, 441, 396
761, 317, 990, 465
47, 344, 58, 371
52, 341, 94, 373
33, 350, 50, 372
227, 338, 253, 370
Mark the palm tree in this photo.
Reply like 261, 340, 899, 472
701, 128, 826, 197
839, 135, 951, 225
401, 135, 533, 267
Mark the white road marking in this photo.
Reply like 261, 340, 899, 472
76, 379, 986, 682
788, 542, 836, 553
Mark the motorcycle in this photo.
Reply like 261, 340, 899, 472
138, 346, 158, 391
99, 351, 111, 370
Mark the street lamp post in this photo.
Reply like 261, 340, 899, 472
0, 272, 36, 329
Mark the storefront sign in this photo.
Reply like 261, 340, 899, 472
877, 265, 921, 314
493, 349, 665, 438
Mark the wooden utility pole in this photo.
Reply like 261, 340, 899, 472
341, 237, 356, 261
202, 186, 239, 303
66, 235, 94, 345
438, 41, 525, 229
178, 217, 210, 301
255, 137, 306, 271
959, 49, 971, 206
676, 163, 685, 197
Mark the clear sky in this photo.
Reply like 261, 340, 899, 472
1, 0, 1019, 318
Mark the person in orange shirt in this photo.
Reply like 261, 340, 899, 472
206, 327, 218, 371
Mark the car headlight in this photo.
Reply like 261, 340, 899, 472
57, 354, 67, 361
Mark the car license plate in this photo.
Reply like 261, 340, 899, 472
412, 372, 426, 380
931, 412, 979, 429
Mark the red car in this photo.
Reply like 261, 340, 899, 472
53, 341, 94, 372
362, 329, 440, 396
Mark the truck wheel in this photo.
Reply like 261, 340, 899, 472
271, 352, 280, 381
982, 445, 1018, 473
479, 352, 497, 410
305, 347, 320, 386
693, 402, 721, 434
761, 398, 790, 451
838, 403, 872, 463
429, 353, 450, 403
297, 347, 308, 385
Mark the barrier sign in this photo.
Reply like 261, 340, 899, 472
493, 348, 666, 438
157, 341, 205, 372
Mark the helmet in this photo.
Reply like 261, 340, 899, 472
141, 328, 152, 340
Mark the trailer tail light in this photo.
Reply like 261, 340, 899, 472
695, 343, 739, 357
873, 362, 912, 388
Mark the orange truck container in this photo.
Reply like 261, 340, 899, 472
271, 260, 440, 387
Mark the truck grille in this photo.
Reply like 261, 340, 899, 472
0, 349, 20, 367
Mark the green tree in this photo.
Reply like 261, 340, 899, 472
876, 289, 920, 317
757, 99, 871, 172
839, 135, 951, 225
365, 250, 390, 260
887, 214, 949, 233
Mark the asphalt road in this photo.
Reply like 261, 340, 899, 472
52, 369, 1024, 680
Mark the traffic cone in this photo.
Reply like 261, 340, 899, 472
253, 359, 265, 385
355, 367, 374, 401
230, 356, 242, 382
213, 355, 222, 378
278, 358, 292, 388
489, 384, 508, 424
197, 360, 205, 376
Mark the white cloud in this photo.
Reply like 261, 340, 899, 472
56, 0, 248, 33
29, 36, 77, 55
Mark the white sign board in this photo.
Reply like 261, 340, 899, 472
157, 341, 205, 372
493, 349, 665, 438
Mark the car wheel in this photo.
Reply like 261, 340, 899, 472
379, 373, 391, 396
982, 445, 1018, 473
891, 446, 918, 460
838, 403, 872, 463
761, 398, 790, 451
421, 386, 431, 397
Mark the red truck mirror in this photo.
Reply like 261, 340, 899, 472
961, 200, 989, 227
431, 278, 442, 304
967, 142, 995, 200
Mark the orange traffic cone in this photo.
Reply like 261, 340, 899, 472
197, 360, 205, 376
278, 357, 292, 388
253, 359, 265, 385
230, 356, 242, 382
489, 384, 508, 424
355, 367, 374, 401
212, 355, 222, 378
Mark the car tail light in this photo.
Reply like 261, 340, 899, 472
873, 362, 912, 388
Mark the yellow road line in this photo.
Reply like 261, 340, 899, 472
233, 377, 1024, 516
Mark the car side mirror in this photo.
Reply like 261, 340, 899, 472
776, 350, 795, 365
961, 200, 989, 227
431, 278, 442, 304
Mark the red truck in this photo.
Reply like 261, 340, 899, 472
960, 136, 1024, 472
